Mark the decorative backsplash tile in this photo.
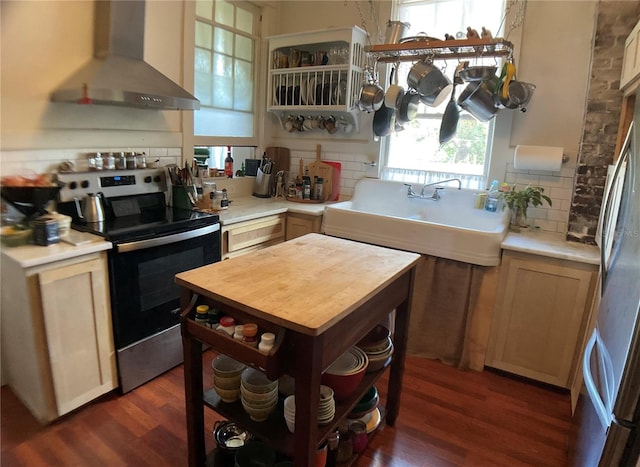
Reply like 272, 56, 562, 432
504, 162, 576, 234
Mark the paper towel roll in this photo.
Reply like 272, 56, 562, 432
513, 145, 564, 172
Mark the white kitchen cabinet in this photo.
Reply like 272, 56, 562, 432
485, 250, 598, 388
2, 251, 117, 423
221, 214, 286, 259
621, 20, 640, 93
267, 26, 367, 133
285, 212, 323, 241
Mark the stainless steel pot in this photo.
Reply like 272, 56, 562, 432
358, 81, 384, 112
407, 60, 452, 107
385, 20, 410, 44
457, 76, 500, 122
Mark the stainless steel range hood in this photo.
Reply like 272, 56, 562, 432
50, 0, 199, 110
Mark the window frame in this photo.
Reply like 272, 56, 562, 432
381, 0, 505, 189
184, 0, 263, 150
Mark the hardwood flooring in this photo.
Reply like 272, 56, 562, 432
1, 351, 572, 467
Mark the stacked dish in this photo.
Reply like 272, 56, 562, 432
240, 367, 278, 422
321, 346, 368, 401
283, 385, 336, 433
358, 326, 394, 373
212, 354, 246, 403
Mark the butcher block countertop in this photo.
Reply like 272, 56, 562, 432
175, 233, 421, 336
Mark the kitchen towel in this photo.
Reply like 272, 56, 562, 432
513, 145, 563, 172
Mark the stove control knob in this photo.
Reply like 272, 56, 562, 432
81, 180, 90, 189
69, 181, 77, 190
153, 176, 161, 183
144, 176, 152, 183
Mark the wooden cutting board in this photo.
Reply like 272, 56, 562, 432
265, 146, 290, 176
307, 144, 333, 201
324, 161, 341, 201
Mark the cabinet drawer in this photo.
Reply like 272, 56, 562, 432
225, 215, 285, 253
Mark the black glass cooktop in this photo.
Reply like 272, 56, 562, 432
58, 192, 219, 244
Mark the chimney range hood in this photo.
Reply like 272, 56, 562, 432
50, 0, 200, 110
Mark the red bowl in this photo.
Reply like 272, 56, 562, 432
321, 365, 366, 401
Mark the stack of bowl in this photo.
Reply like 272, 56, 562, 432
357, 325, 394, 373
240, 367, 278, 422
348, 385, 379, 419
283, 385, 336, 433
321, 346, 368, 401
212, 354, 246, 403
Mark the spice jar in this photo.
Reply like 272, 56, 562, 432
94, 152, 103, 171
116, 152, 126, 170
136, 152, 147, 169
233, 325, 245, 341
258, 332, 275, 354
104, 152, 116, 170
218, 316, 236, 336
195, 305, 209, 326
126, 152, 137, 169
207, 307, 220, 328
242, 323, 258, 347
314, 177, 324, 200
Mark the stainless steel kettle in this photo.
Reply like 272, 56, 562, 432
74, 193, 105, 223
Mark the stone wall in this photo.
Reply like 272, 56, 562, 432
568, 0, 640, 244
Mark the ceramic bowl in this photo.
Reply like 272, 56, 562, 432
212, 354, 246, 377
240, 389, 278, 408
213, 374, 241, 390
241, 399, 277, 422
213, 385, 240, 403
241, 367, 278, 394
321, 365, 367, 401
358, 325, 391, 349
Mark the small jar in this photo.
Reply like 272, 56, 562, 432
136, 152, 147, 169
126, 152, 137, 169
349, 420, 368, 453
218, 316, 236, 336
207, 307, 220, 328
243, 336, 258, 348
104, 152, 116, 170
242, 323, 258, 338
195, 305, 209, 326
233, 325, 245, 341
258, 332, 275, 354
94, 152, 103, 171
116, 152, 126, 170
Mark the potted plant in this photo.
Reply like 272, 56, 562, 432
500, 185, 552, 231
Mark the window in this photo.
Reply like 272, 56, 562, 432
193, 0, 260, 143
383, 0, 505, 189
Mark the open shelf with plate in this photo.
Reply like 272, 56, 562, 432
267, 26, 368, 133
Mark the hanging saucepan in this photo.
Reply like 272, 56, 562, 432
457, 76, 500, 122
358, 69, 384, 113
396, 91, 420, 125
373, 102, 396, 137
385, 66, 405, 110
407, 60, 453, 107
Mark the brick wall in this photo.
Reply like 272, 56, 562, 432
568, 0, 640, 244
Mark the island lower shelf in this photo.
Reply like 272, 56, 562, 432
203, 366, 389, 458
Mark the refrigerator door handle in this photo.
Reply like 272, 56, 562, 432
583, 328, 612, 429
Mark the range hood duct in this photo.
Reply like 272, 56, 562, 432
50, 0, 200, 110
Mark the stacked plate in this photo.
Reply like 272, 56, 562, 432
321, 346, 368, 401
212, 354, 246, 403
283, 385, 336, 433
358, 326, 394, 373
240, 367, 278, 422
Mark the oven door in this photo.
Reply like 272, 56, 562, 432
108, 223, 221, 350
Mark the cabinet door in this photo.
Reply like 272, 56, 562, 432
286, 213, 322, 241
38, 257, 117, 415
621, 20, 640, 92
486, 253, 596, 388
222, 215, 286, 259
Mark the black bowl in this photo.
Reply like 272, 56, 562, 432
1, 185, 63, 218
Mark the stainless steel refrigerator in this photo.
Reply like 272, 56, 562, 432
571, 89, 640, 466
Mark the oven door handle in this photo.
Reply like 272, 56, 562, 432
115, 223, 220, 253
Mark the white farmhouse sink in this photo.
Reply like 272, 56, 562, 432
322, 178, 510, 266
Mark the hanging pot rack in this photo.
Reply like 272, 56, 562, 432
364, 38, 514, 63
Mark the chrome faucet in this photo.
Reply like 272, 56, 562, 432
405, 178, 462, 200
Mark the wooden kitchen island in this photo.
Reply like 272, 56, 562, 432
177, 233, 420, 466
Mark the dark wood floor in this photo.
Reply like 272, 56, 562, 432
1, 351, 573, 467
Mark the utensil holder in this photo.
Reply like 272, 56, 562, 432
172, 185, 195, 209
252, 169, 273, 198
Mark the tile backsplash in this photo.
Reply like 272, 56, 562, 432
0, 148, 182, 177
504, 162, 576, 234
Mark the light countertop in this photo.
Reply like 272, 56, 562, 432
501, 230, 600, 265
215, 196, 328, 226
1, 234, 112, 269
